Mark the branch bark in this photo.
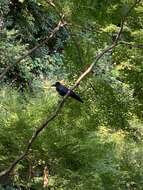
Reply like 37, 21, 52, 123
0, 0, 141, 179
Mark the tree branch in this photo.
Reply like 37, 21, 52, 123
0, 20, 66, 81
120, 41, 143, 49
0, 20, 126, 177
0, 0, 141, 178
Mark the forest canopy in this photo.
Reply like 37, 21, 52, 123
0, 0, 143, 189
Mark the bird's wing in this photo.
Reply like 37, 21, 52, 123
56, 85, 68, 96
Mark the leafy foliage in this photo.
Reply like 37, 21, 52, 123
0, 0, 68, 87
0, 0, 143, 189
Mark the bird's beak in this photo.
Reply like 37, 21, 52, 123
51, 84, 55, 87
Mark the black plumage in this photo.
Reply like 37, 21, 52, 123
52, 82, 83, 103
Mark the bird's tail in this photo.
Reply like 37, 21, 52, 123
70, 91, 83, 103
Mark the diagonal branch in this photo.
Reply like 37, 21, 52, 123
0, 18, 127, 178
0, 0, 141, 178
0, 20, 66, 81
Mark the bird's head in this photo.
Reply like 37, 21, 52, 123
51, 82, 61, 87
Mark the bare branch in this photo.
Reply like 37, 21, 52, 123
0, 0, 141, 179
0, 20, 66, 81
120, 41, 143, 49
0, 21, 125, 177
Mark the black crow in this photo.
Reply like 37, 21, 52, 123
52, 82, 83, 103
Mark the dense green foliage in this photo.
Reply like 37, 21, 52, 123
0, 0, 143, 189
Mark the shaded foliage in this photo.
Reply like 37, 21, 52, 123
0, 0, 143, 189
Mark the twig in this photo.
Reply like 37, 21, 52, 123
0, 20, 66, 81
0, 0, 141, 178
120, 41, 143, 49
